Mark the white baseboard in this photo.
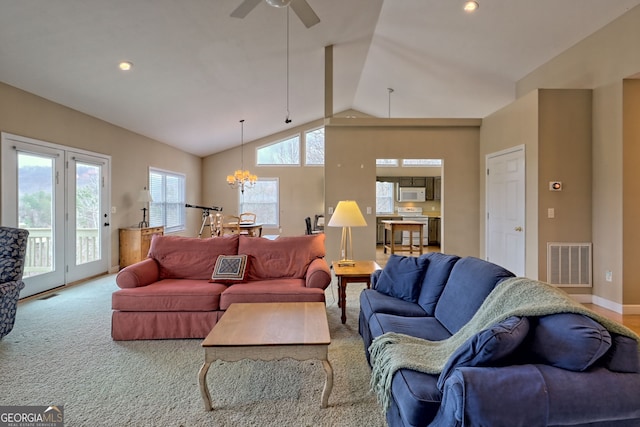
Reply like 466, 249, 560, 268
108, 265, 120, 274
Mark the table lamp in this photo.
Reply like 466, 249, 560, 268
138, 187, 153, 228
327, 200, 367, 267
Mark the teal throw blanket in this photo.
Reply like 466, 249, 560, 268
369, 277, 640, 411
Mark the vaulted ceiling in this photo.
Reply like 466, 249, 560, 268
1, 0, 639, 157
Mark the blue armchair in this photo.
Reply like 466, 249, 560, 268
0, 226, 29, 339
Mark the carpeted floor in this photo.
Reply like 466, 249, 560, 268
0, 274, 386, 426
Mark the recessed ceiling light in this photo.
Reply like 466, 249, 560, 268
118, 61, 133, 71
464, 1, 479, 12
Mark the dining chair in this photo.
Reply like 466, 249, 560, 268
222, 215, 241, 235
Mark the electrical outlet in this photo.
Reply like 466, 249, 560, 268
547, 208, 555, 218
111, 206, 117, 214
328, 207, 334, 215
366, 206, 372, 215
605, 271, 613, 282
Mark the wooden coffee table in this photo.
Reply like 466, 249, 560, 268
332, 260, 381, 324
199, 302, 333, 411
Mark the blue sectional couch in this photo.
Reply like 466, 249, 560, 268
359, 253, 640, 427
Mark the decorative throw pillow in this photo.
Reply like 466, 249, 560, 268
527, 313, 611, 371
210, 254, 248, 284
374, 254, 429, 303
437, 316, 530, 391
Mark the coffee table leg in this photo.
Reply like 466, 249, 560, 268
321, 359, 333, 408
198, 361, 213, 411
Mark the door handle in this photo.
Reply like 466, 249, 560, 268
104, 222, 110, 227
514, 226, 523, 232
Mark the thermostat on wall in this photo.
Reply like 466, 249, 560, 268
549, 181, 562, 191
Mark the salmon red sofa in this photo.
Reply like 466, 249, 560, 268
111, 233, 331, 340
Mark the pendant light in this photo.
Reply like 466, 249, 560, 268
226, 119, 257, 193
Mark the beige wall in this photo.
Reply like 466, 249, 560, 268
0, 82, 202, 272
324, 118, 481, 264
515, 4, 640, 309
623, 79, 640, 304
479, 90, 539, 277
201, 119, 325, 238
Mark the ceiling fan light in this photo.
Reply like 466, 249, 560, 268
266, 0, 292, 8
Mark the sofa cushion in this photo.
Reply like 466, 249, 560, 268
436, 316, 530, 390
390, 368, 442, 427
434, 257, 515, 334
219, 279, 325, 310
148, 234, 239, 280
527, 313, 612, 371
112, 279, 227, 312
368, 313, 452, 344
375, 255, 429, 303
210, 254, 248, 284
238, 234, 325, 280
601, 333, 640, 373
417, 252, 460, 315
360, 289, 428, 324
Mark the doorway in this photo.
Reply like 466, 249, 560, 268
1, 133, 111, 297
486, 145, 525, 276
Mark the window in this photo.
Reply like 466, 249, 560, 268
149, 168, 186, 233
305, 127, 324, 165
402, 159, 442, 167
376, 158, 399, 167
257, 135, 300, 165
239, 178, 279, 227
376, 181, 395, 214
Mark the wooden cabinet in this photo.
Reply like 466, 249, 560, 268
376, 217, 402, 244
434, 176, 441, 201
428, 217, 441, 246
398, 176, 427, 187
119, 226, 164, 268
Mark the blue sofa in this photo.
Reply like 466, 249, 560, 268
359, 253, 640, 427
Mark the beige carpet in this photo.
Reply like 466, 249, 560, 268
0, 275, 385, 426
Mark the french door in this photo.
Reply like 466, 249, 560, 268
1, 133, 111, 298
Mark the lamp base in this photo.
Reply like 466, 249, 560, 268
337, 259, 356, 267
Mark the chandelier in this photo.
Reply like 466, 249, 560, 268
226, 119, 257, 193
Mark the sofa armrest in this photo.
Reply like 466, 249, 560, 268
432, 365, 549, 427
370, 269, 383, 289
305, 258, 331, 289
116, 258, 160, 289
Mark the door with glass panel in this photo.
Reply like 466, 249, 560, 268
1, 133, 110, 297
65, 152, 110, 283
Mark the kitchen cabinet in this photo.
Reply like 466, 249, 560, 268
425, 177, 434, 200
398, 176, 427, 187
434, 176, 441, 200
119, 226, 164, 268
428, 217, 441, 246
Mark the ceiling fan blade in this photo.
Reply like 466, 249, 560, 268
290, 0, 320, 28
230, 0, 262, 19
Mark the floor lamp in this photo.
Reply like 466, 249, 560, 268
327, 200, 367, 267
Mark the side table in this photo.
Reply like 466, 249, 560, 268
332, 260, 381, 324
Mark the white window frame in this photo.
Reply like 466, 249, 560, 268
376, 158, 399, 167
304, 127, 324, 166
149, 167, 186, 233
376, 181, 396, 214
256, 134, 300, 166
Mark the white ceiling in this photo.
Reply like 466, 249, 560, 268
1, 0, 639, 157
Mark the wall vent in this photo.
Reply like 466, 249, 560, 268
547, 242, 592, 287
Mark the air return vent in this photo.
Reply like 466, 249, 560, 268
547, 243, 592, 287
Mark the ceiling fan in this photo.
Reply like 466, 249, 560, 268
231, 0, 320, 28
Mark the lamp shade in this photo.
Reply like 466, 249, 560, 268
137, 189, 153, 203
327, 201, 367, 227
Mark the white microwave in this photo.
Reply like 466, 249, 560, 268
397, 187, 426, 202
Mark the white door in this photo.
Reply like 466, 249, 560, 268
1, 133, 111, 297
486, 146, 525, 276
66, 152, 110, 283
